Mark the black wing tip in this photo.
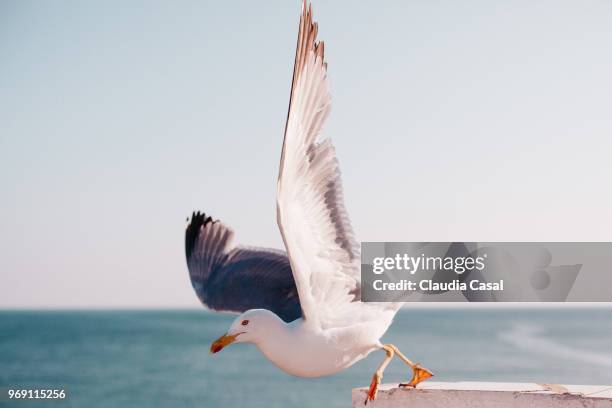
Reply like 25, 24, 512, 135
185, 211, 215, 259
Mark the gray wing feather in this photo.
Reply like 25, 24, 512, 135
185, 212, 301, 323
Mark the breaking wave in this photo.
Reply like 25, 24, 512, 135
499, 324, 612, 367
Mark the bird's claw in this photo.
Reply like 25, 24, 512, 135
364, 373, 381, 405
399, 364, 433, 388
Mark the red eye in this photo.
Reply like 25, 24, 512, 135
241, 320, 249, 326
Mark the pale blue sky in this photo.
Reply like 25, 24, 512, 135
1, 1, 611, 308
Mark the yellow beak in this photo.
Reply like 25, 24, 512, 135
210, 332, 240, 354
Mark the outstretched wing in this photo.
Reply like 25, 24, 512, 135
185, 212, 301, 323
276, 2, 361, 330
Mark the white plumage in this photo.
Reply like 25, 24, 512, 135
185, 1, 432, 402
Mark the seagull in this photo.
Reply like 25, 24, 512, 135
184, 1, 432, 403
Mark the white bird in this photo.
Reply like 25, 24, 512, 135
185, 1, 432, 403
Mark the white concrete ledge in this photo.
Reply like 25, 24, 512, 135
352, 382, 612, 408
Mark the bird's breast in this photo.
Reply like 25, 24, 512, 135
256, 323, 377, 378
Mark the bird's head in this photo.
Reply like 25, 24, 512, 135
210, 309, 280, 354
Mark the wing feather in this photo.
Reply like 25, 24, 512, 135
185, 212, 301, 323
277, 2, 361, 329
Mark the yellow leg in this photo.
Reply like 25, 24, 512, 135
365, 344, 394, 404
387, 344, 434, 388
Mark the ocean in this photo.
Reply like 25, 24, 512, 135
1, 308, 611, 407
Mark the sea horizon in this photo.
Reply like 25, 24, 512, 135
2, 307, 611, 407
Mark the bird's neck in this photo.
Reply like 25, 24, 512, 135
253, 317, 297, 366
